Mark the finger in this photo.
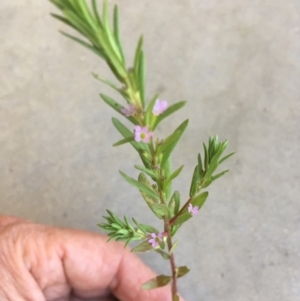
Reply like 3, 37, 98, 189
56, 228, 183, 301
0, 215, 27, 228
0, 219, 46, 301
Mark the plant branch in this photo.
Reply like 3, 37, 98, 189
165, 217, 178, 298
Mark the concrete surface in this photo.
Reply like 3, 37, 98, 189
0, 0, 300, 300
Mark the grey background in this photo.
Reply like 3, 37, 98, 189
1, 0, 300, 300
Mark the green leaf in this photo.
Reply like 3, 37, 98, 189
176, 266, 190, 278
94, 74, 123, 93
111, 222, 122, 229
198, 152, 204, 180
211, 170, 229, 181
138, 51, 146, 108
120, 171, 160, 201
155, 249, 170, 260
131, 218, 146, 233
141, 275, 172, 290
159, 119, 189, 167
189, 165, 200, 197
137, 173, 165, 217
59, 31, 106, 59
133, 35, 143, 82
100, 93, 124, 115
162, 158, 172, 200
113, 136, 134, 147
203, 161, 218, 181
116, 229, 129, 235
165, 165, 184, 188
151, 204, 170, 219
112, 117, 149, 152
153, 101, 187, 129
218, 152, 235, 165
203, 142, 209, 170
50, 13, 77, 29
145, 94, 159, 127
132, 240, 153, 253
113, 5, 125, 64
134, 165, 158, 181
138, 223, 159, 234
76, 0, 97, 32
91, 0, 103, 27
191, 191, 209, 209
172, 212, 191, 226
101, 0, 123, 64
170, 240, 178, 254
62, 9, 95, 41
168, 191, 180, 216
106, 210, 124, 227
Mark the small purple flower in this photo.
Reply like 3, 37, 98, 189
121, 104, 136, 117
148, 232, 163, 248
188, 204, 199, 216
134, 126, 153, 143
152, 99, 168, 116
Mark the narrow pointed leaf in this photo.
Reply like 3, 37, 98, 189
176, 266, 190, 278
155, 249, 170, 260
94, 74, 120, 91
211, 170, 229, 181
119, 171, 160, 201
112, 117, 149, 152
172, 212, 191, 226
159, 119, 189, 167
101, 95, 137, 124
168, 191, 180, 215
113, 5, 125, 64
151, 204, 170, 218
132, 240, 153, 253
138, 173, 164, 217
77, 0, 97, 32
138, 223, 159, 233
138, 51, 146, 108
50, 13, 76, 29
145, 94, 159, 127
165, 165, 184, 187
203, 142, 208, 170
59, 31, 106, 59
134, 35, 143, 78
134, 165, 158, 181
189, 165, 200, 197
218, 152, 235, 165
91, 0, 103, 27
198, 153, 204, 179
191, 191, 209, 209
162, 158, 172, 200
113, 136, 134, 147
153, 101, 186, 129
142, 275, 172, 290
170, 240, 178, 254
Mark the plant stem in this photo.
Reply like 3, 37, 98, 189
165, 217, 178, 298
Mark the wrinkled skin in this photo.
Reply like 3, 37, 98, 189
0, 216, 184, 301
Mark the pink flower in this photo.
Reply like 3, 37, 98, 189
121, 104, 136, 117
148, 232, 163, 248
134, 126, 153, 143
152, 99, 168, 116
188, 204, 199, 216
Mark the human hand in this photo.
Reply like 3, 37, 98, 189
0, 216, 185, 301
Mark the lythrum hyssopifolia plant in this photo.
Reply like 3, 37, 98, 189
49, 0, 234, 299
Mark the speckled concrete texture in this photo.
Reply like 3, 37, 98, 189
1, 1, 300, 300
